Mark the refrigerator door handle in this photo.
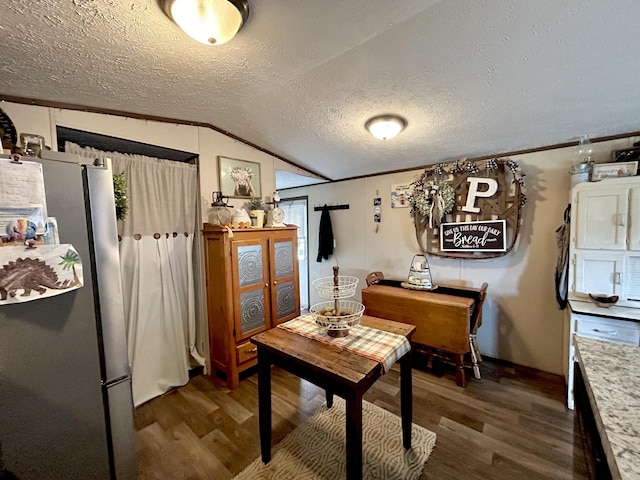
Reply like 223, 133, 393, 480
101, 374, 131, 388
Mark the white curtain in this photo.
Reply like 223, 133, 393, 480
66, 142, 205, 406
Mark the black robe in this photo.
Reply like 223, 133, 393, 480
316, 204, 334, 262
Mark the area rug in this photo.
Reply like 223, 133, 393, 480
234, 398, 436, 480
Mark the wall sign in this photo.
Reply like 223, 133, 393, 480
440, 220, 506, 252
408, 157, 526, 259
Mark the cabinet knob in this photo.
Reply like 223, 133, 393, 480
273, 280, 278, 285
265, 283, 269, 288
617, 213, 626, 227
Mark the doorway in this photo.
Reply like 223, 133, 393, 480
280, 196, 309, 313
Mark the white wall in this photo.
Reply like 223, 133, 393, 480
0, 101, 278, 222
5, 99, 637, 375
286, 135, 634, 375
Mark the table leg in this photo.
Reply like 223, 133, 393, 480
345, 394, 363, 480
326, 389, 334, 408
257, 348, 272, 464
400, 351, 413, 449
455, 354, 466, 387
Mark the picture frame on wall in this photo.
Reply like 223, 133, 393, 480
218, 156, 262, 199
591, 161, 638, 181
391, 183, 412, 208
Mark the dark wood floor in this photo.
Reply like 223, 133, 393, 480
134, 355, 589, 479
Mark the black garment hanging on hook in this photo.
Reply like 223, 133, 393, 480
555, 204, 571, 309
317, 204, 334, 262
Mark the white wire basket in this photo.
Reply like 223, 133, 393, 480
310, 300, 365, 336
312, 276, 359, 299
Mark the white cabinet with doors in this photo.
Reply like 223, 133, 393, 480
565, 175, 640, 409
569, 176, 640, 307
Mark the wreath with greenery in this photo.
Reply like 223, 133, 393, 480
113, 173, 128, 221
409, 179, 455, 228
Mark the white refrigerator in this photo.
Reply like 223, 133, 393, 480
0, 150, 136, 479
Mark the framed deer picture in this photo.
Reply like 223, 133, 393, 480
218, 156, 262, 199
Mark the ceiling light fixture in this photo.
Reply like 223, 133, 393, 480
160, 0, 250, 46
365, 114, 407, 140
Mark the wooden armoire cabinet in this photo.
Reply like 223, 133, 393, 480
203, 224, 300, 388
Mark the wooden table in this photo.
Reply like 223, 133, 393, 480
362, 283, 476, 386
251, 315, 416, 480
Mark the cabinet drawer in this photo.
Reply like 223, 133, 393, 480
576, 316, 640, 345
236, 341, 258, 364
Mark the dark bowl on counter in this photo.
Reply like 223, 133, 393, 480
588, 293, 619, 308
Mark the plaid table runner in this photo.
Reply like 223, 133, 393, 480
277, 314, 411, 373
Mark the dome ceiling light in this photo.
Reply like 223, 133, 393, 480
365, 114, 407, 141
160, 0, 250, 46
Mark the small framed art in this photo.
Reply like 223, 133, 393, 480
591, 161, 638, 181
218, 156, 262, 198
391, 183, 412, 208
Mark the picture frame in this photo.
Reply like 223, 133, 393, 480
390, 183, 412, 208
591, 161, 638, 181
218, 156, 262, 199
612, 147, 640, 163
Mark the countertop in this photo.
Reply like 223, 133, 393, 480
574, 336, 640, 480
569, 297, 640, 322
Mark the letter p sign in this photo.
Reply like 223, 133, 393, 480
462, 177, 498, 213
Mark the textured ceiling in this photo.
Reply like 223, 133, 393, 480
2, 0, 640, 186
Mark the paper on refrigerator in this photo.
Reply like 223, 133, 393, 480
0, 244, 84, 304
0, 157, 48, 247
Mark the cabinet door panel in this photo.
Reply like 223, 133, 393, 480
239, 288, 267, 335
573, 252, 624, 296
275, 280, 297, 320
273, 240, 295, 277
575, 190, 627, 250
237, 244, 265, 287
233, 238, 270, 341
269, 235, 300, 325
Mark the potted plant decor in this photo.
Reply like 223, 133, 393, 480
247, 197, 265, 228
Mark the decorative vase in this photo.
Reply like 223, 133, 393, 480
250, 209, 265, 228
